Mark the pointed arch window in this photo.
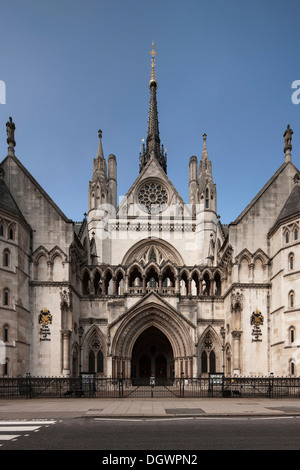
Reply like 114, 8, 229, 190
8, 227, 14, 240
88, 338, 104, 374
289, 290, 295, 309
209, 350, 216, 373
289, 253, 294, 270
200, 350, 216, 374
3, 249, 10, 267
285, 231, 289, 243
290, 360, 296, 376
3, 325, 8, 343
289, 326, 295, 344
3, 288, 9, 306
201, 351, 208, 373
82, 271, 90, 295
201, 333, 216, 374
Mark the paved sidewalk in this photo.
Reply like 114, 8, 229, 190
0, 397, 300, 419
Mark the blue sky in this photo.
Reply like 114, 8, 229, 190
0, 0, 299, 224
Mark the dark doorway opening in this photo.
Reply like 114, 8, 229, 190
131, 326, 174, 381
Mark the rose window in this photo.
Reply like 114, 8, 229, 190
138, 182, 168, 213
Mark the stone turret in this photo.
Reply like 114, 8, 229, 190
88, 130, 116, 264
195, 133, 217, 265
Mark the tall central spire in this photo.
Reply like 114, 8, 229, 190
139, 42, 167, 173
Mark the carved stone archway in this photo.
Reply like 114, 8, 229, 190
109, 293, 195, 378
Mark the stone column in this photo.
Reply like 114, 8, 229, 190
231, 330, 242, 375
158, 275, 162, 293
175, 275, 180, 294
113, 277, 117, 295
62, 330, 71, 376
142, 275, 146, 293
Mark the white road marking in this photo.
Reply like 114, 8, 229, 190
0, 420, 56, 445
0, 435, 21, 441
0, 420, 56, 425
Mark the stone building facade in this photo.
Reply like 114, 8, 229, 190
1, 46, 300, 378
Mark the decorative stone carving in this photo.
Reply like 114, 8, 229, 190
60, 287, 72, 309
230, 290, 244, 312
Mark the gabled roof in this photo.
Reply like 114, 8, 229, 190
1, 155, 73, 223
0, 174, 30, 229
269, 183, 300, 236
276, 184, 300, 222
230, 161, 299, 225
0, 176, 23, 216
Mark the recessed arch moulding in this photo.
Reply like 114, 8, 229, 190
109, 295, 196, 378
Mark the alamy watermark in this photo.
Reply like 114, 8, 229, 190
291, 80, 300, 104
0, 80, 6, 104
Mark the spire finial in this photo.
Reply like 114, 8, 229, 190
202, 133, 208, 158
283, 124, 293, 162
149, 41, 158, 86
97, 129, 104, 159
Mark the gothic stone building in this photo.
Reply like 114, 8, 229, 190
1, 47, 300, 379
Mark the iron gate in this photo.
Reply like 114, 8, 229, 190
0, 376, 300, 399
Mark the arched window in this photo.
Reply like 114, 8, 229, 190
202, 273, 211, 296
289, 326, 295, 344
93, 271, 102, 295
289, 290, 295, 309
200, 350, 216, 373
3, 249, 10, 267
82, 271, 90, 295
88, 350, 95, 373
214, 272, 221, 296
289, 253, 294, 270
285, 231, 289, 243
88, 337, 104, 374
3, 289, 9, 306
295, 228, 298, 241
290, 360, 296, 376
8, 227, 14, 240
201, 351, 207, 373
97, 350, 104, 373
3, 325, 8, 343
209, 350, 216, 373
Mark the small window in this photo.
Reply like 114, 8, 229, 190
289, 291, 295, 308
290, 361, 295, 376
205, 188, 209, 209
4, 326, 8, 343
9, 228, 14, 240
289, 253, 294, 270
286, 232, 289, 243
290, 327, 295, 344
0, 225, 3, 237
3, 289, 9, 306
295, 229, 298, 241
3, 249, 10, 267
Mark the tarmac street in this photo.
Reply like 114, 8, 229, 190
0, 397, 300, 419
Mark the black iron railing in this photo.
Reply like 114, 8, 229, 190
0, 376, 299, 399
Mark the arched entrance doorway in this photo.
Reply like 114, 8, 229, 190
131, 326, 174, 380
